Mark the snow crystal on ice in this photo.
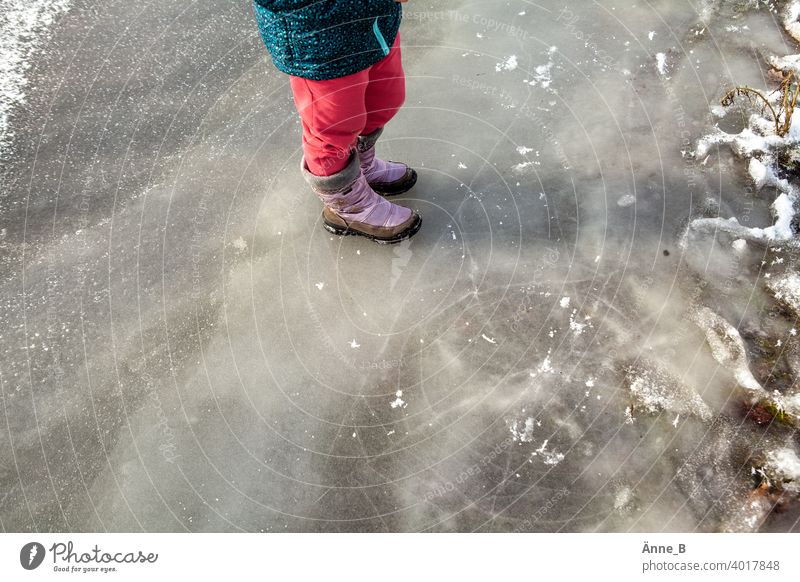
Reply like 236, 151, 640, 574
655, 53, 668, 76
691, 308, 763, 392
507, 417, 536, 442
531, 439, 564, 466
390, 390, 407, 409
614, 486, 634, 510
496, 55, 518, 72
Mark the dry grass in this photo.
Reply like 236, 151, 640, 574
721, 69, 800, 137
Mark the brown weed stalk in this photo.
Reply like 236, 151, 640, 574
721, 70, 800, 137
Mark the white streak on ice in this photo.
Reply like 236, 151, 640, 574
0, 0, 71, 158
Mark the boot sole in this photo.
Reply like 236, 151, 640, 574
370, 169, 418, 196
323, 214, 422, 245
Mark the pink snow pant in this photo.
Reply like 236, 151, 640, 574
289, 33, 406, 177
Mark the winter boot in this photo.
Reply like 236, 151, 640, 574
357, 128, 418, 196
302, 151, 422, 244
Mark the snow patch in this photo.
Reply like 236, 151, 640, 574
760, 447, 800, 493
625, 361, 713, 421
569, 310, 592, 336
496, 55, 518, 72
390, 390, 407, 409
532, 350, 555, 376
766, 272, 800, 318
525, 47, 557, 89
655, 52, 668, 76
782, 1, 800, 44
531, 439, 564, 466
614, 486, 634, 510
617, 194, 636, 207
231, 237, 247, 252
689, 12, 800, 248
507, 417, 536, 443
0, 0, 72, 158
691, 308, 763, 392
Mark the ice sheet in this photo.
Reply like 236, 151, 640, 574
1, 0, 799, 532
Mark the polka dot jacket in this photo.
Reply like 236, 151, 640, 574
253, 0, 402, 81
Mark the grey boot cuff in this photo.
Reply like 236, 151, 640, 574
301, 150, 361, 193
356, 127, 383, 152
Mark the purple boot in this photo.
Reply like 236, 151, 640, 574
357, 128, 418, 196
302, 151, 421, 244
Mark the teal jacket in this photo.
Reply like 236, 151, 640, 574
253, 1, 402, 81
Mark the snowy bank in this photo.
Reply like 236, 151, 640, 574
0, 0, 71, 158
685, 2, 800, 247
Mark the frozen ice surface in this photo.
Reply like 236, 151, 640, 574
691, 307, 764, 393
2, 0, 800, 533
624, 361, 713, 421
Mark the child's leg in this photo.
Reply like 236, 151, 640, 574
289, 71, 369, 176
354, 33, 415, 195
362, 32, 405, 135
